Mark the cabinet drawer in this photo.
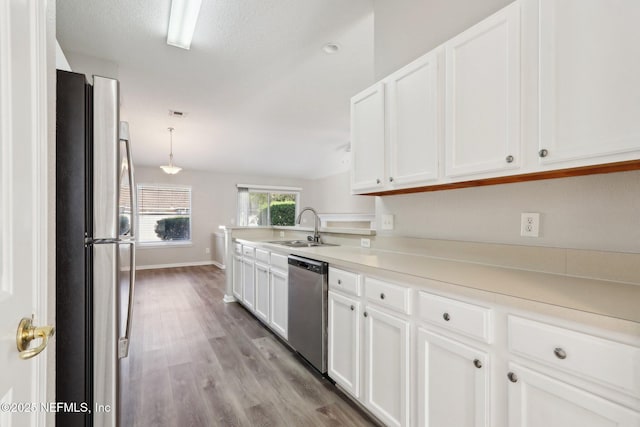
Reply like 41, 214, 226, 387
365, 278, 410, 314
242, 245, 255, 258
508, 315, 640, 396
255, 248, 269, 263
417, 291, 492, 343
329, 267, 361, 296
270, 253, 288, 271
233, 243, 242, 255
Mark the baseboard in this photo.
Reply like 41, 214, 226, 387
223, 295, 236, 303
212, 260, 226, 270
136, 261, 216, 271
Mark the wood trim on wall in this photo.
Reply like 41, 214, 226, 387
362, 160, 640, 196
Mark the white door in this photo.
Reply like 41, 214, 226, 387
445, 1, 521, 178
416, 328, 490, 427
269, 268, 288, 339
328, 291, 361, 398
507, 364, 640, 427
538, 0, 640, 167
254, 262, 270, 322
0, 1, 52, 426
388, 51, 440, 188
364, 305, 410, 427
351, 83, 386, 193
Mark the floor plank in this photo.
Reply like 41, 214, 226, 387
121, 265, 376, 426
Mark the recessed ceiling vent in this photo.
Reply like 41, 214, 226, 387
169, 110, 188, 118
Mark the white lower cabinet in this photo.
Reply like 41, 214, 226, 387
241, 257, 255, 310
269, 267, 288, 339
507, 364, 640, 427
364, 305, 410, 427
416, 327, 490, 427
232, 254, 243, 300
254, 261, 270, 322
328, 291, 361, 398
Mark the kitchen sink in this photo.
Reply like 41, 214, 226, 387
266, 240, 338, 248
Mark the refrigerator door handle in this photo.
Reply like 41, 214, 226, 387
122, 135, 137, 239
118, 241, 136, 359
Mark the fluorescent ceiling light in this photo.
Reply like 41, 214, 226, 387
167, 0, 202, 50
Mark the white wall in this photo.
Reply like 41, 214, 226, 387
376, 171, 640, 253
372, 0, 511, 79
64, 50, 119, 80
134, 166, 314, 267
306, 171, 375, 214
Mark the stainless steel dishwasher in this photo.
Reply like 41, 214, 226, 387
288, 255, 329, 374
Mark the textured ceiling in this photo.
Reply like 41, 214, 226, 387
57, 0, 374, 178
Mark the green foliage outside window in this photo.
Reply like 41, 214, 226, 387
155, 217, 191, 240
267, 201, 296, 226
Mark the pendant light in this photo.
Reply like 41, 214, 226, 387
160, 127, 182, 175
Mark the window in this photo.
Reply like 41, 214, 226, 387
137, 184, 192, 244
237, 185, 300, 227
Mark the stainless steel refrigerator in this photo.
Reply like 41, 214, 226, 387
56, 70, 136, 427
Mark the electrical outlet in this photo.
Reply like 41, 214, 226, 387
381, 214, 394, 230
205, 247, 210, 254
360, 238, 371, 248
520, 213, 540, 237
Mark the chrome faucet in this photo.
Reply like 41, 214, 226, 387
296, 207, 321, 243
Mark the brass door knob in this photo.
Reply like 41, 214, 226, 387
16, 316, 55, 360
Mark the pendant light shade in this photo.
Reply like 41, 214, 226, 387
161, 127, 182, 175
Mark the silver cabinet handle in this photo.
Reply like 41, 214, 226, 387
539, 149, 549, 158
554, 347, 567, 360
380, 293, 385, 300
364, 312, 368, 318
337, 279, 342, 285
473, 359, 482, 369
376, 178, 381, 184
506, 155, 514, 163
507, 372, 518, 383
443, 312, 451, 321
350, 305, 355, 311
389, 177, 394, 182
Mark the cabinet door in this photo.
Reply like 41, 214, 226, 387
232, 254, 243, 300
364, 305, 410, 427
254, 262, 270, 322
388, 51, 440, 188
269, 268, 288, 339
507, 364, 640, 427
445, 2, 521, 178
328, 291, 361, 398
538, 0, 640, 167
416, 328, 490, 427
351, 83, 386, 193
242, 258, 255, 310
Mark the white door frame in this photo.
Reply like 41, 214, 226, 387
0, 1, 54, 426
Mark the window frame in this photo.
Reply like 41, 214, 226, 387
236, 185, 301, 227
136, 183, 193, 247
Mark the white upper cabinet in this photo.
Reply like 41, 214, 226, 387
537, 0, 640, 167
445, 1, 521, 178
387, 51, 441, 188
351, 83, 386, 193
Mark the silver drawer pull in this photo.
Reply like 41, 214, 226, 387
443, 312, 451, 321
539, 148, 549, 158
350, 305, 355, 311
473, 359, 482, 369
380, 293, 385, 300
363, 312, 368, 318
554, 347, 567, 360
337, 279, 342, 285
506, 155, 514, 163
507, 372, 518, 383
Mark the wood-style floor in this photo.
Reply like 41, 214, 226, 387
120, 265, 376, 427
